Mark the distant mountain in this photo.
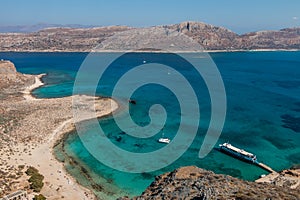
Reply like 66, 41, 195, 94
166, 22, 239, 50
0, 21, 299, 51
236, 27, 300, 50
167, 22, 300, 50
0, 26, 131, 52
0, 23, 98, 33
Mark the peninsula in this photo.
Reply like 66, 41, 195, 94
0, 60, 118, 199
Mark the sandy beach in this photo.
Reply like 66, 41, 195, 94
22, 74, 46, 101
0, 70, 118, 199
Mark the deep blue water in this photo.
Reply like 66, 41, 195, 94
1, 51, 300, 198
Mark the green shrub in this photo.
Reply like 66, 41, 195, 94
29, 173, 44, 192
25, 166, 39, 176
26, 166, 44, 192
34, 194, 46, 200
18, 165, 25, 170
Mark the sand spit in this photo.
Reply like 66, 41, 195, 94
22, 74, 46, 101
0, 73, 118, 199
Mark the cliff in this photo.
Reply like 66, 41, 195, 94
0, 60, 34, 99
0, 22, 299, 51
120, 166, 299, 200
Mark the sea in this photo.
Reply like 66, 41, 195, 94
1, 51, 299, 199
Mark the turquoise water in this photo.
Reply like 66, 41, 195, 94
1, 51, 300, 198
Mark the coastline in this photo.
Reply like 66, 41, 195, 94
52, 128, 132, 200
1, 73, 119, 199
0, 49, 299, 53
22, 73, 46, 100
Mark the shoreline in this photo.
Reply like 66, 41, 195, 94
3, 73, 119, 199
23, 74, 98, 199
0, 49, 299, 53
52, 127, 132, 200
22, 73, 46, 100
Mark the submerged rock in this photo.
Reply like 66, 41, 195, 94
281, 114, 300, 133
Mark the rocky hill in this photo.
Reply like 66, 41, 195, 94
0, 26, 130, 52
119, 166, 299, 200
166, 22, 239, 50
0, 60, 34, 88
168, 22, 300, 50
0, 60, 34, 100
236, 28, 300, 50
0, 22, 299, 51
96, 26, 204, 52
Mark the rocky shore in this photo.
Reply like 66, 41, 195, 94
120, 166, 300, 200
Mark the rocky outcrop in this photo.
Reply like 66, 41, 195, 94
167, 22, 239, 50
169, 22, 300, 50
120, 166, 299, 200
256, 166, 300, 190
0, 60, 18, 77
0, 60, 29, 84
0, 60, 34, 99
0, 22, 299, 51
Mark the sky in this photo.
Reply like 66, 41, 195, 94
1, 0, 300, 33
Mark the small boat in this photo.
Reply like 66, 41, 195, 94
260, 174, 266, 178
158, 133, 170, 144
158, 138, 170, 144
218, 142, 257, 163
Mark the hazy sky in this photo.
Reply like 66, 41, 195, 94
1, 0, 300, 33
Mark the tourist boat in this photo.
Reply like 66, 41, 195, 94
158, 133, 170, 144
218, 143, 257, 163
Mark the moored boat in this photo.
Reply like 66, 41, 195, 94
219, 143, 257, 163
157, 132, 170, 144
158, 138, 170, 144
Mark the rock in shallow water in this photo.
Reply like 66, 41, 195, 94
281, 114, 300, 133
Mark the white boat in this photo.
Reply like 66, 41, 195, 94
158, 133, 170, 144
158, 138, 170, 144
219, 142, 257, 163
